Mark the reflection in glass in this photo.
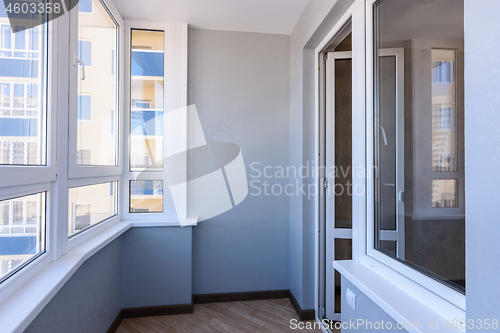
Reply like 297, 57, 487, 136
76, 0, 118, 166
432, 49, 457, 172
130, 180, 163, 213
0, 193, 45, 282
130, 30, 164, 171
432, 179, 457, 208
0, 22, 46, 165
68, 182, 118, 237
373, 0, 465, 292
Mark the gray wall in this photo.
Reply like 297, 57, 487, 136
341, 277, 407, 333
24, 239, 123, 333
122, 227, 192, 308
464, 0, 500, 329
288, 0, 355, 310
188, 28, 291, 294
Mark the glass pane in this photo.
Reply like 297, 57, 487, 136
334, 239, 352, 313
432, 50, 457, 172
77, 0, 118, 166
130, 29, 164, 171
130, 180, 163, 213
374, 0, 465, 293
334, 58, 352, 229
68, 182, 118, 237
0, 22, 46, 165
432, 179, 458, 208
0, 193, 45, 283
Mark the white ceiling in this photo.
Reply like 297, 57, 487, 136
114, 0, 311, 35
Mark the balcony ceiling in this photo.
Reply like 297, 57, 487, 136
114, 0, 311, 35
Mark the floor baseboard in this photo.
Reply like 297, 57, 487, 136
287, 290, 316, 321
192, 289, 289, 304
107, 289, 315, 332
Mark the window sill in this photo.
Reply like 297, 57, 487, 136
333, 260, 465, 333
0, 217, 198, 333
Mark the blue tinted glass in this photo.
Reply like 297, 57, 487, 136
0, 59, 38, 78
14, 84, 24, 108
131, 110, 163, 136
1, 25, 11, 49
77, 95, 91, 120
14, 26, 25, 50
131, 51, 163, 77
78, 40, 92, 66
29, 27, 38, 51
78, 0, 93, 13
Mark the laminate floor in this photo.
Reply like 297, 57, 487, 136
116, 299, 339, 333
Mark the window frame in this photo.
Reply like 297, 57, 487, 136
0, 19, 56, 188
67, 0, 124, 179
121, 20, 187, 222
361, 0, 466, 313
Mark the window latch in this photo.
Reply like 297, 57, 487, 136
323, 179, 328, 190
74, 56, 86, 81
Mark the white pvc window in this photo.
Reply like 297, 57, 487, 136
69, 0, 121, 176
366, 0, 466, 309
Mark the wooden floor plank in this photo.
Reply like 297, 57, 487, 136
117, 299, 323, 333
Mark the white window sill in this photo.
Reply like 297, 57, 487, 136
0, 218, 198, 333
333, 260, 465, 333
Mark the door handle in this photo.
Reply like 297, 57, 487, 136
74, 56, 86, 80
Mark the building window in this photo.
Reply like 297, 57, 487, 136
77, 149, 92, 165
371, 0, 465, 295
78, 40, 92, 67
78, 0, 93, 13
77, 95, 92, 121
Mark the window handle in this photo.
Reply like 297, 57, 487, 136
74, 56, 86, 80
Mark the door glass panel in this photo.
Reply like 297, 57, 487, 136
130, 30, 164, 171
376, 55, 397, 232
76, 0, 118, 166
334, 238, 352, 313
334, 58, 352, 229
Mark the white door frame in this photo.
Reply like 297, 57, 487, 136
375, 48, 405, 260
325, 51, 353, 322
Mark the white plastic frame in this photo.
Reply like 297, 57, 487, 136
314, 0, 465, 327
67, 0, 124, 179
363, 0, 465, 314
121, 20, 188, 222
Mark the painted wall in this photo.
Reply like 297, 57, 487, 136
464, 0, 500, 329
288, 0, 355, 310
24, 239, 122, 333
188, 28, 291, 294
122, 227, 192, 308
341, 277, 408, 333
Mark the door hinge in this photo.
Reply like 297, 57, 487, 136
398, 190, 404, 203
323, 179, 328, 190
322, 306, 326, 318
323, 53, 328, 61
